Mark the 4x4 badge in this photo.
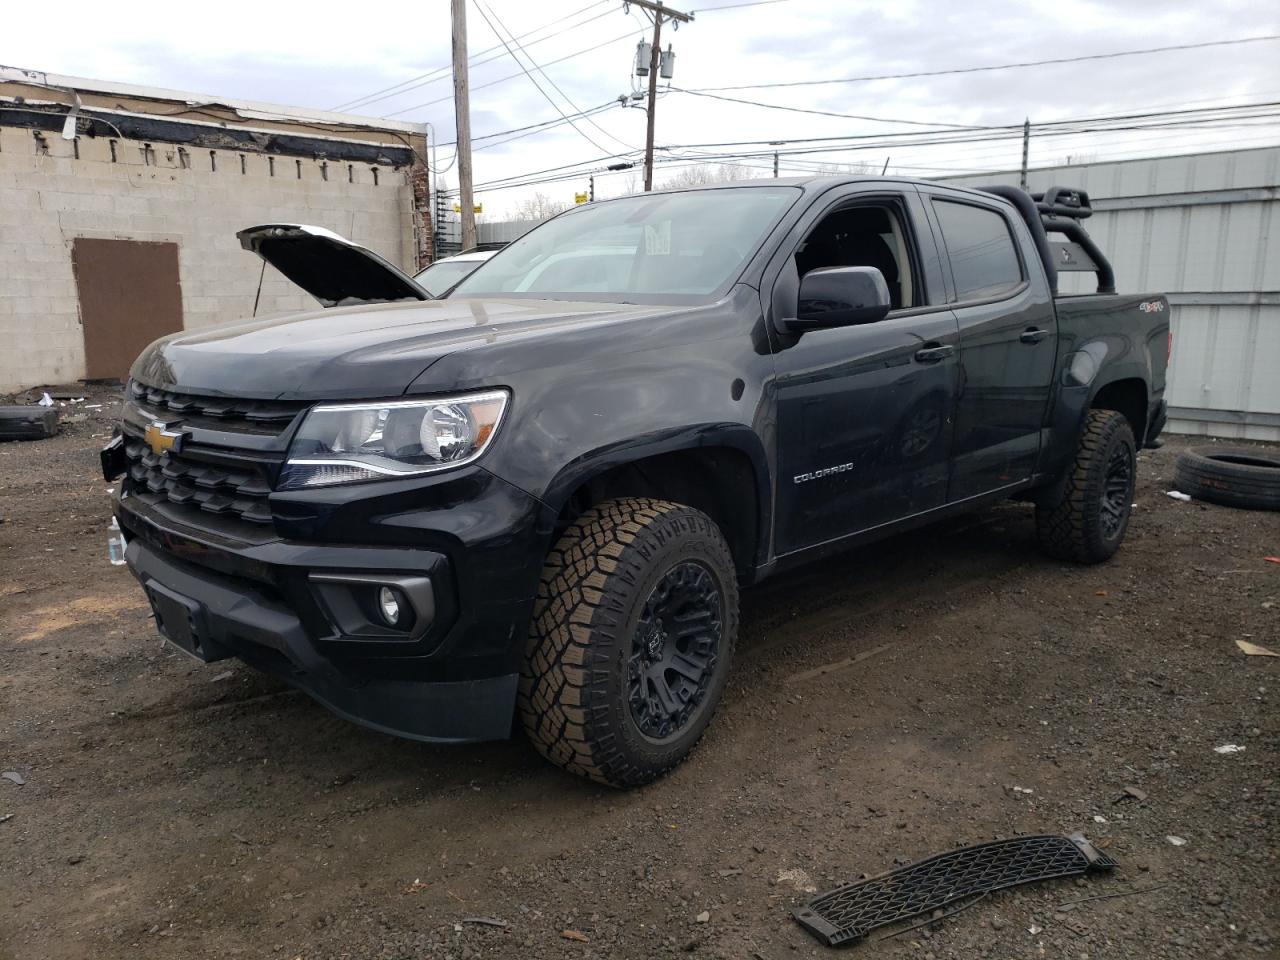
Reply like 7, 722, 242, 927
144, 421, 184, 456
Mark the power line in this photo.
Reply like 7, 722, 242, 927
444, 100, 621, 148
672, 87, 998, 129
473, 0, 636, 152
382, 28, 645, 118
689, 35, 1280, 93
461, 105, 1280, 195
331, 0, 612, 111
689, 0, 791, 10
653, 101, 1280, 151
468, 0, 622, 156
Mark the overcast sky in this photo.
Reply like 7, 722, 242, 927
4, 0, 1278, 215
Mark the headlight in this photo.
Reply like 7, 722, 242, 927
278, 389, 509, 490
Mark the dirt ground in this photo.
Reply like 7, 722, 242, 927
1, 388, 1277, 960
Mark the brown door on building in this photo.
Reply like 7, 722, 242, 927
72, 238, 184, 381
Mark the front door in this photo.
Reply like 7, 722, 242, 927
769, 188, 961, 555
921, 193, 1057, 500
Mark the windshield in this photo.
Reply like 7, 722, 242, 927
450, 186, 800, 302
412, 258, 484, 297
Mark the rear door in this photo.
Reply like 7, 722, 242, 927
768, 184, 961, 555
920, 190, 1057, 501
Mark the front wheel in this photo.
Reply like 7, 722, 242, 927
519, 498, 738, 788
1035, 409, 1137, 564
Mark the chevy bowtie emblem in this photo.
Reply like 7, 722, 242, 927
144, 421, 185, 456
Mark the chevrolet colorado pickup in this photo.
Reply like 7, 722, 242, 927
102, 178, 1169, 787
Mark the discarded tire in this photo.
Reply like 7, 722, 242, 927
0, 406, 60, 441
1172, 447, 1280, 511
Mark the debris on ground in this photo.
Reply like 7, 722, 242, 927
1236, 639, 1279, 657
777, 868, 818, 893
1114, 785, 1148, 803
792, 834, 1115, 946
1, 771, 25, 786
1165, 491, 1192, 502
0, 814, 13, 824
1213, 743, 1246, 754
560, 929, 590, 943
1166, 835, 1188, 846
695, 910, 711, 923
0, 405, 60, 441
459, 917, 507, 928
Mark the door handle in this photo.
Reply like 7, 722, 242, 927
1020, 327, 1049, 344
914, 343, 955, 364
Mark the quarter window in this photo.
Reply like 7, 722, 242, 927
933, 200, 1023, 301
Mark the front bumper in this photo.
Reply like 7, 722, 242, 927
128, 538, 517, 742
113, 461, 550, 744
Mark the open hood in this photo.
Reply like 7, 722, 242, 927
237, 224, 429, 307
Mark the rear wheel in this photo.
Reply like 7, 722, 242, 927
1035, 409, 1136, 564
519, 497, 738, 787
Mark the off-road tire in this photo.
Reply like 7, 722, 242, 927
519, 497, 738, 788
1035, 409, 1136, 564
1171, 447, 1280, 511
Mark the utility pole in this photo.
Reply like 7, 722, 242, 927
452, 0, 476, 250
1019, 118, 1030, 190
628, 0, 693, 191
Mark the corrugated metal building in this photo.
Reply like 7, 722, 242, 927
940, 147, 1280, 441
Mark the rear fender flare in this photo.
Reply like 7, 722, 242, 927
1038, 334, 1149, 493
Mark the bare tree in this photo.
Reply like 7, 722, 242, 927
506, 191, 572, 222
812, 160, 881, 176
659, 162, 758, 189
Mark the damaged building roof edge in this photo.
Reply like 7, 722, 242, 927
0, 102, 418, 167
0, 63, 428, 136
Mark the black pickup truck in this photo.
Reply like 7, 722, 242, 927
103, 179, 1169, 787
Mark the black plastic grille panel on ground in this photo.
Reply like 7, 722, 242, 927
793, 834, 1116, 946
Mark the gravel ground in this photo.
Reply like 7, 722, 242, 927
0, 388, 1277, 960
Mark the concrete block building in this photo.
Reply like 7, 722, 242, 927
0, 65, 431, 391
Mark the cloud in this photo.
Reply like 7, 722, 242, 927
2, 0, 1276, 214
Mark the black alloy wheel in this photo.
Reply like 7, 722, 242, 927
627, 560, 724, 741
1099, 441, 1134, 540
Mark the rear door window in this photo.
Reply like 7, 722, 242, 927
933, 200, 1023, 302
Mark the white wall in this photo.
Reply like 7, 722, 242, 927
0, 125, 415, 391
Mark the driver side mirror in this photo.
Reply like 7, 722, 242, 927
784, 266, 891, 332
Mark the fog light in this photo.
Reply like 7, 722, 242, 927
377, 586, 403, 626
